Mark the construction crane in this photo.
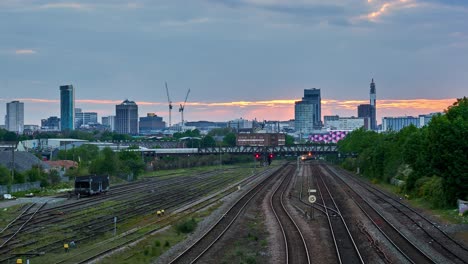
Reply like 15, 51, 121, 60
179, 89, 191, 129
165, 82, 173, 128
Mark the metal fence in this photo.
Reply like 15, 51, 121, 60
0, 181, 41, 195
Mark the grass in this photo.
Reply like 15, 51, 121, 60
407, 198, 468, 224
372, 180, 467, 224
7, 163, 271, 263
0, 203, 27, 229
220, 211, 268, 264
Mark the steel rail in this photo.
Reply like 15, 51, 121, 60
168, 164, 285, 264
316, 166, 364, 264
329, 165, 468, 263
270, 166, 311, 264
0, 202, 47, 248
321, 164, 435, 264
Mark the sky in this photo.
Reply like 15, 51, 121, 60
1, 0, 467, 126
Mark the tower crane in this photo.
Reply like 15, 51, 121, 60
179, 89, 191, 129
165, 82, 173, 128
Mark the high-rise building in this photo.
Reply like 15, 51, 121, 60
295, 88, 322, 133
60, 85, 75, 131
6, 101, 24, 134
357, 104, 372, 130
102, 116, 116, 131
324, 117, 366, 131
115, 100, 138, 135
370, 79, 377, 130
382, 116, 419, 131
41, 116, 60, 131
139, 113, 165, 134
75, 110, 98, 128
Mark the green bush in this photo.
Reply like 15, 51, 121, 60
175, 218, 197, 234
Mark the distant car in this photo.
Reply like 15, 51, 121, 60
3, 194, 16, 200
25, 193, 35, 197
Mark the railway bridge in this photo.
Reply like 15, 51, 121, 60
124, 144, 338, 156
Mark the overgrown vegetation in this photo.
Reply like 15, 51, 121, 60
338, 97, 468, 208
174, 218, 197, 234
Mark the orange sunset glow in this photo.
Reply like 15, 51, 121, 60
2, 97, 456, 125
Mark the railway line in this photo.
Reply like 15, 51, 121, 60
324, 164, 468, 264
168, 164, 287, 263
313, 165, 364, 264
0, 166, 270, 263
318, 163, 436, 263
271, 165, 310, 264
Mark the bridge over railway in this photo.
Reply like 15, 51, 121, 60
125, 144, 338, 156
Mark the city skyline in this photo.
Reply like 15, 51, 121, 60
1, 0, 467, 125
0, 96, 456, 126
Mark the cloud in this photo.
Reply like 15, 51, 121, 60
39, 2, 91, 11
15, 49, 36, 55
359, 0, 418, 22
160, 17, 211, 27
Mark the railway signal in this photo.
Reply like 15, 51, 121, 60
254, 153, 261, 160
267, 153, 274, 165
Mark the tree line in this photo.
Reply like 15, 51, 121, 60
337, 97, 467, 208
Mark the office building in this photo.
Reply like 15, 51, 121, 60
139, 113, 166, 134
236, 133, 285, 147
324, 115, 339, 123
357, 104, 372, 130
370, 79, 377, 130
102, 116, 116, 131
41, 116, 60, 131
295, 88, 322, 134
382, 116, 419, 131
6, 101, 24, 134
419, 113, 439, 127
75, 109, 98, 128
115, 100, 138, 135
325, 117, 366, 131
60, 85, 75, 131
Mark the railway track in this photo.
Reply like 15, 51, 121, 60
313, 165, 364, 264
271, 165, 310, 264
0, 167, 264, 263
325, 164, 468, 264
168, 164, 286, 264
319, 163, 436, 264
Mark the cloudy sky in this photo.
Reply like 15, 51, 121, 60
1, 0, 467, 125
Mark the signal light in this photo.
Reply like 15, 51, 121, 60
254, 153, 260, 159
268, 153, 273, 159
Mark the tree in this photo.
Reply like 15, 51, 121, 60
118, 150, 145, 178
425, 98, 468, 205
285, 134, 295, 146
223, 133, 236, 147
200, 135, 216, 147
0, 165, 10, 185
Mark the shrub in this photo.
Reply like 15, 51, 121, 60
175, 218, 197, 234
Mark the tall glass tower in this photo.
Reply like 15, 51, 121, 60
60, 85, 75, 131
369, 79, 377, 130
6, 101, 24, 134
295, 88, 322, 134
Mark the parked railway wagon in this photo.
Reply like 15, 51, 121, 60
74, 175, 109, 197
